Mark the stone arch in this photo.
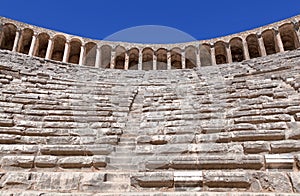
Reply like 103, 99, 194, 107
262, 29, 278, 55
18, 28, 33, 54
185, 45, 197, 69
246, 34, 261, 59
128, 48, 139, 70
0, 23, 17, 51
142, 47, 154, 71
200, 44, 211, 66
156, 48, 167, 70
214, 41, 227, 65
171, 47, 182, 69
115, 45, 126, 69
68, 38, 82, 64
84, 42, 97, 66
279, 23, 300, 51
100, 45, 111, 68
230, 37, 244, 62
35, 33, 50, 58
51, 35, 66, 61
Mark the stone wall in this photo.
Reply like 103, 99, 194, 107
0, 46, 300, 195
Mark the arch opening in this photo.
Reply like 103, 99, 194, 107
156, 48, 167, 70
246, 34, 261, 59
171, 47, 182, 69
100, 45, 111, 68
230, 38, 244, 62
0, 23, 17, 51
200, 44, 212, 66
84, 42, 96, 66
18, 28, 33, 54
51, 35, 66, 61
215, 41, 227, 65
68, 39, 81, 64
262, 29, 278, 55
279, 23, 300, 51
128, 48, 139, 70
35, 33, 50, 58
115, 46, 126, 69
142, 48, 154, 71
185, 46, 197, 68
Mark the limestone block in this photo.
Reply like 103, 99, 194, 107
1, 156, 34, 170
171, 156, 199, 170
79, 173, 106, 191
265, 154, 294, 169
287, 122, 300, 139
0, 134, 21, 144
41, 144, 113, 156
32, 172, 81, 191
231, 130, 285, 142
35, 156, 58, 168
226, 123, 257, 132
95, 135, 119, 145
0, 145, 39, 155
92, 155, 107, 168
243, 141, 271, 153
174, 171, 203, 187
289, 172, 300, 193
234, 114, 291, 124
198, 155, 263, 170
203, 171, 251, 188
0, 172, 32, 190
270, 140, 300, 153
57, 156, 92, 168
144, 156, 171, 170
254, 172, 293, 192
131, 172, 174, 188
287, 106, 300, 114
0, 119, 14, 127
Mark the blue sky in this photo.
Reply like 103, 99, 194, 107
0, 0, 299, 43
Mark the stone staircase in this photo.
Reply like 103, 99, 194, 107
0, 49, 300, 195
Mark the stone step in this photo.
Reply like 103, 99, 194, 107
105, 172, 131, 182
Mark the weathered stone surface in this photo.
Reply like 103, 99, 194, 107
289, 172, 300, 193
254, 172, 293, 192
35, 156, 58, 168
243, 141, 271, 153
131, 172, 174, 188
0, 30, 300, 194
57, 156, 93, 168
203, 171, 251, 188
270, 140, 300, 153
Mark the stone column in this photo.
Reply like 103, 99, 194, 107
12, 30, 20, 52
196, 47, 201, 67
62, 41, 70, 63
0, 30, 4, 47
242, 38, 250, 60
138, 49, 142, 70
274, 28, 285, 52
153, 52, 157, 70
45, 38, 53, 60
28, 33, 37, 56
95, 45, 101, 68
167, 50, 171, 70
257, 33, 267, 56
110, 50, 115, 69
181, 49, 186, 69
79, 45, 85, 65
210, 43, 216, 65
226, 43, 233, 63
124, 51, 129, 70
